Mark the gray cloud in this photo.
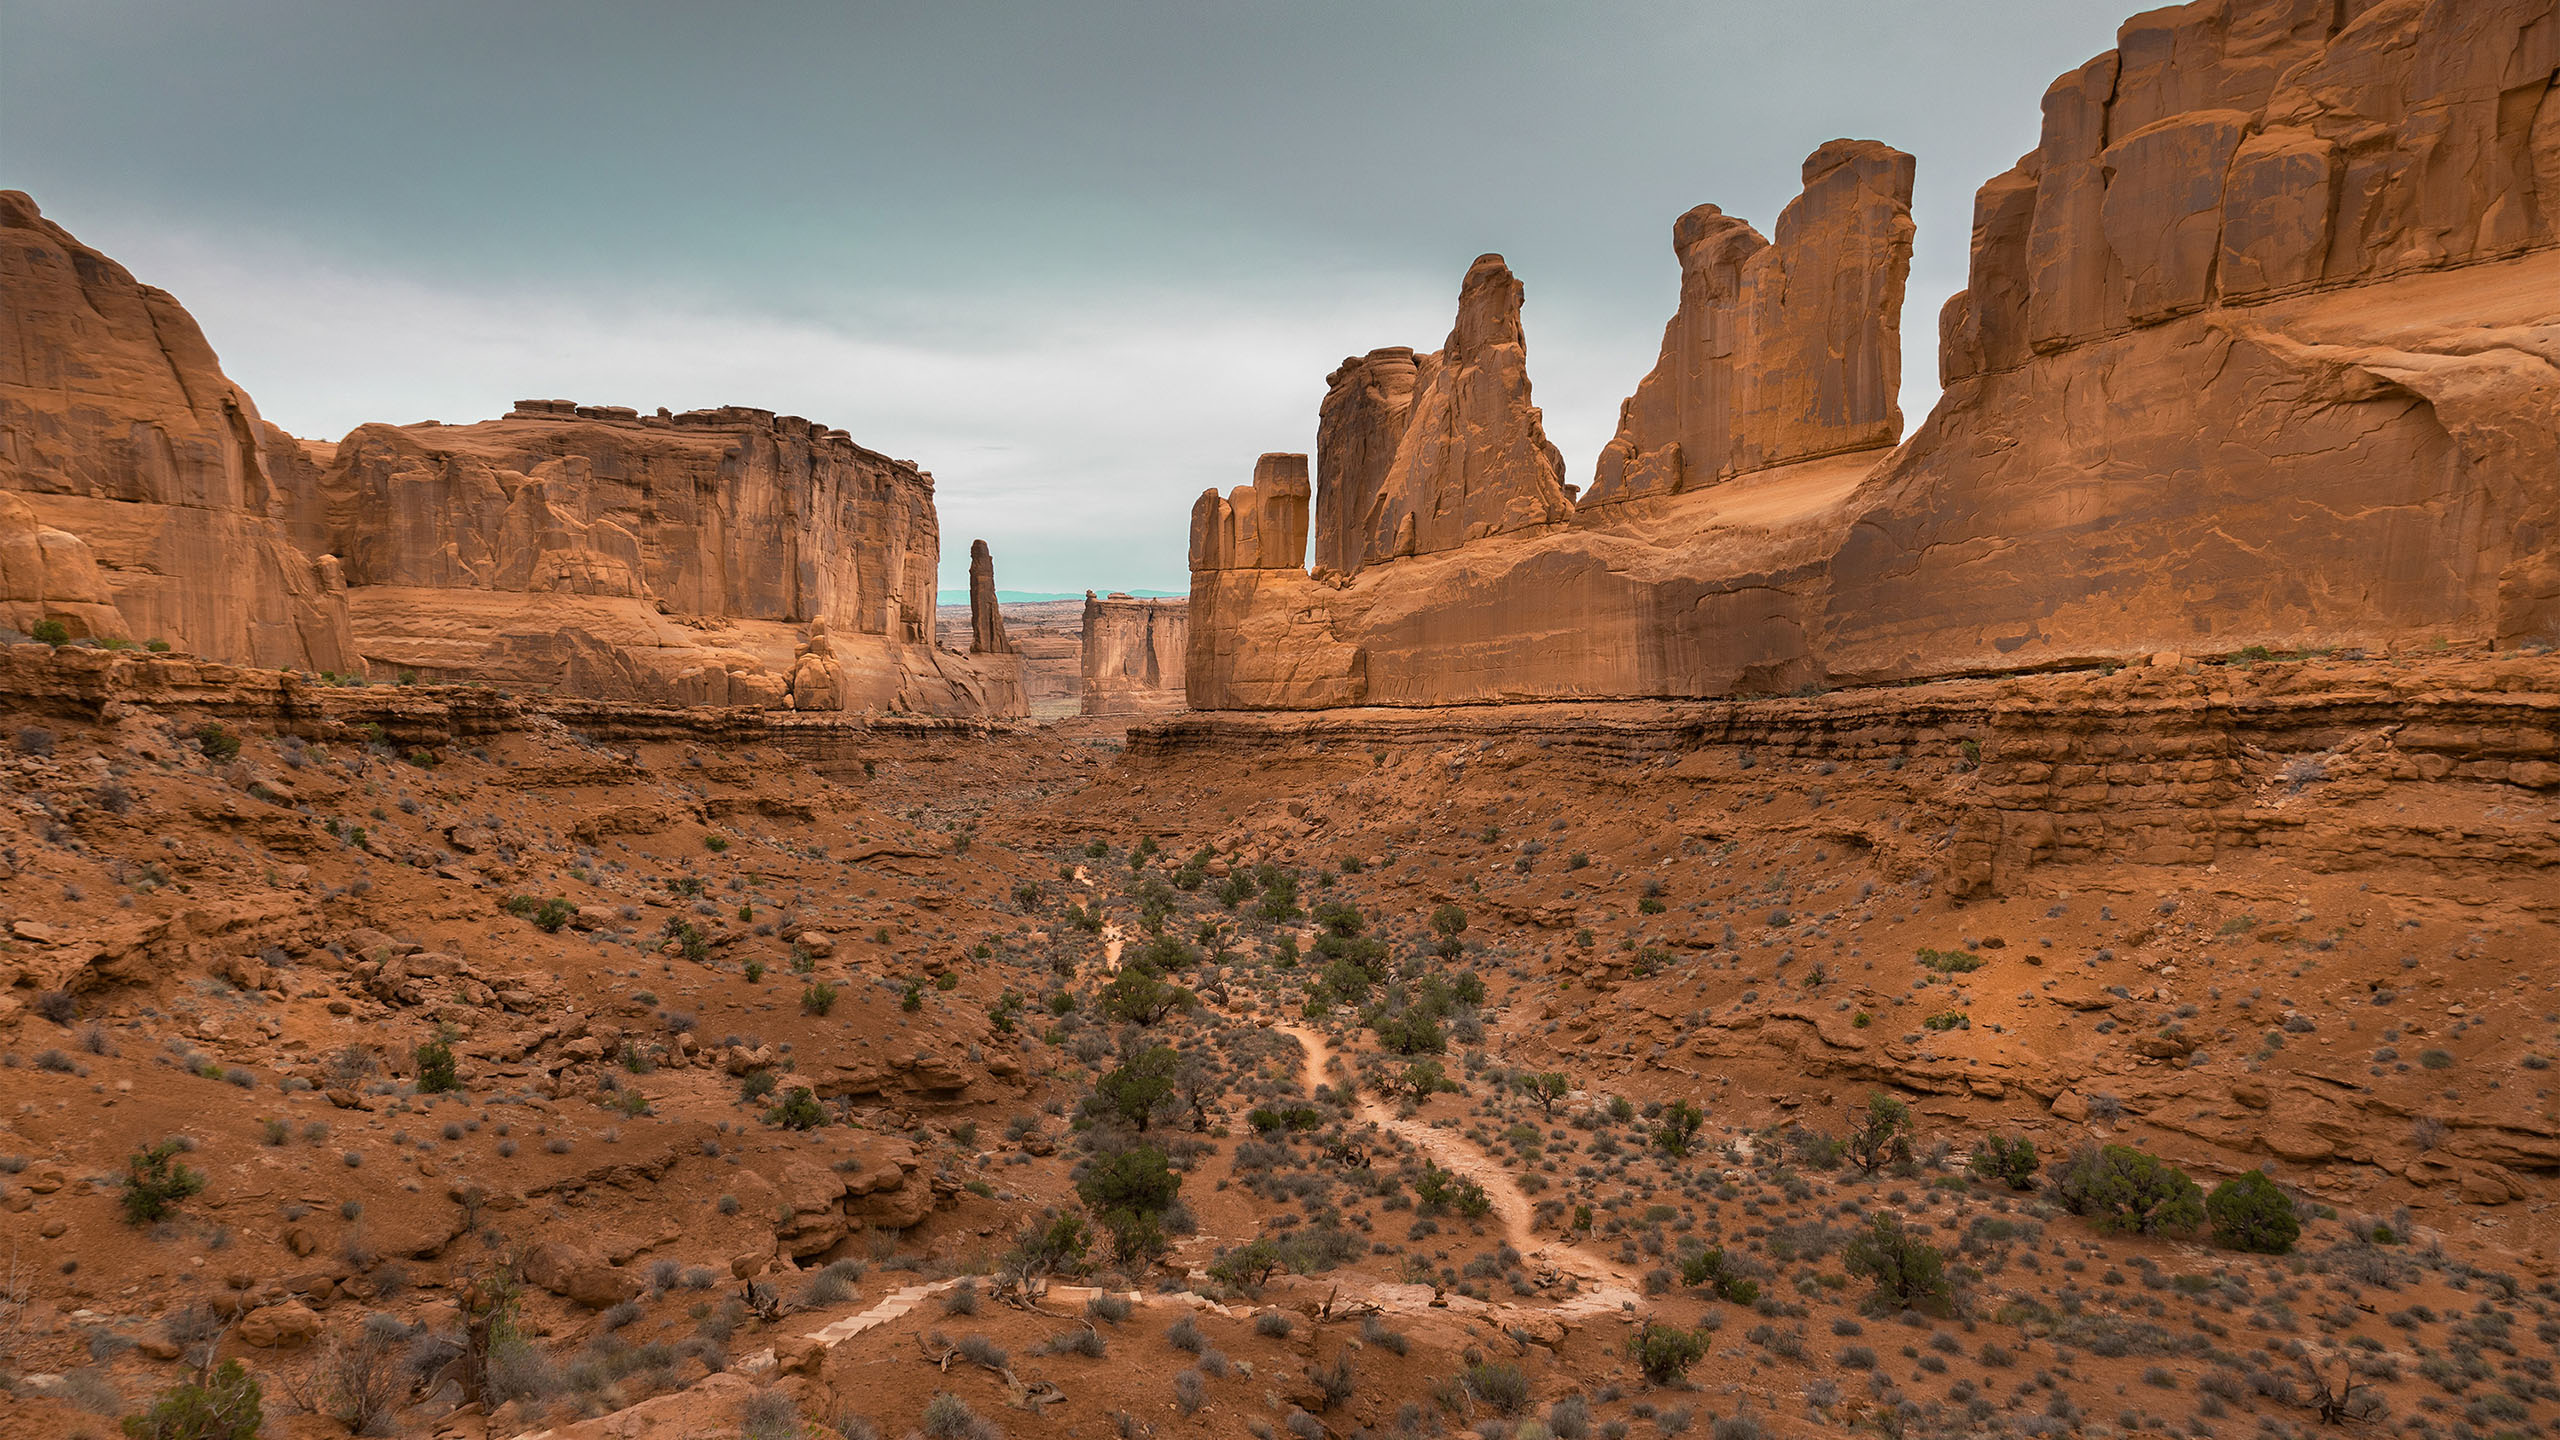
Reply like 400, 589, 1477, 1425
5, 0, 2137, 593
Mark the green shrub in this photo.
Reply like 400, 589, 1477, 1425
2052, 1143, 2204, 1235
1843, 1213, 1952, 1312
1628, 1322, 1711, 1384
801, 980, 839, 1017
31, 618, 71, 647
1654, 1098, 1705, 1158
765, 1086, 828, 1129
414, 1038, 460, 1093
120, 1139, 207, 1224
192, 723, 241, 761
532, 898, 576, 933
2206, 1170, 2300, 1254
1677, 1247, 1759, 1304
1847, 1091, 1916, 1172
1969, 1134, 2040, 1189
122, 1358, 263, 1440
1094, 1044, 1179, 1132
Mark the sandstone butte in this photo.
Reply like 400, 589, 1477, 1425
1188, 0, 2560, 710
0, 192, 1026, 719
1078, 591, 1188, 717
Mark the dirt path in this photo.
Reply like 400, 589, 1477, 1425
1269, 1019, 1643, 1316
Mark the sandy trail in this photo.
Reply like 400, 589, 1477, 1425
1268, 1018, 1643, 1316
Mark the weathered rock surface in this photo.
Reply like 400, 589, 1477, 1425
1186, 0, 2560, 710
0, 491, 128, 642
1080, 591, 1187, 715
1353, 255, 1572, 564
301, 404, 1024, 715
0, 191, 356, 668
0, 196, 1021, 717
965, 539, 1011, 655
1586, 140, 1915, 506
1312, 347, 1422, 577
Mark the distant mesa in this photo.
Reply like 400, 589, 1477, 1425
1185, 0, 2560, 710
0, 191, 1023, 719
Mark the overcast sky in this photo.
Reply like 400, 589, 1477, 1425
5, 0, 2137, 596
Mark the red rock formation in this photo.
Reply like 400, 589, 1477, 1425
1587, 141, 1915, 506
1185, 0, 2560, 711
967, 539, 1012, 656
0, 492, 129, 642
1312, 348, 1421, 577
1358, 256, 1572, 562
1080, 592, 1187, 715
0, 192, 355, 668
298, 403, 1022, 715
1189, 452, 1313, 573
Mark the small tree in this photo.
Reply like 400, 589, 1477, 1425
2207, 1170, 2301, 1254
1654, 1098, 1705, 1159
123, 1357, 262, 1440
1002, 1209, 1092, 1281
1430, 904, 1469, 958
1518, 1071, 1569, 1115
1846, 1090, 1915, 1172
1628, 1322, 1711, 1385
414, 1037, 460, 1093
1099, 968, 1193, 1026
763, 1086, 829, 1130
121, 1139, 207, 1224
1094, 1044, 1179, 1132
1843, 1213, 1952, 1312
2051, 1143, 2204, 1235
1969, 1133, 2040, 1189
31, 618, 71, 647
1381, 1059, 1461, 1104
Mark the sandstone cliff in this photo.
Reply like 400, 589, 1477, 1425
300, 402, 1024, 715
0, 192, 356, 668
1185, 0, 2560, 710
1079, 591, 1187, 716
0, 196, 1023, 718
1585, 140, 1915, 506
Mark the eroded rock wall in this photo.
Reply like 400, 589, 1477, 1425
1586, 140, 1916, 506
302, 403, 1022, 715
0, 192, 356, 668
1185, 0, 2560, 711
1079, 592, 1187, 715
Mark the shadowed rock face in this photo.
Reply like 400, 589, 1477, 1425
1080, 592, 1187, 715
1312, 348, 1420, 579
967, 540, 1011, 656
298, 403, 1021, 714
0, 191, 356, 669
1187, 0, 2560, 711
1587, 140, 1917, 507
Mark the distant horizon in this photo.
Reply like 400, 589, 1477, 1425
933, 588, 1185, 606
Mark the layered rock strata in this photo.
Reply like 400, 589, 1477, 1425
300, 404, 1024, 715
1186, 0, 2560, 710
1079, 592, 1187, 716
0, 191, 1021, 717
0, 192, 356, 668
1585, 140, 1916, 506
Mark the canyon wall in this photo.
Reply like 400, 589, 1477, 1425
1079, 592, 1188, 716
300, 403, 1022, 715
0, 194, 1021, 718
1186, 0, 2560, 710
0, 192, 356, 669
